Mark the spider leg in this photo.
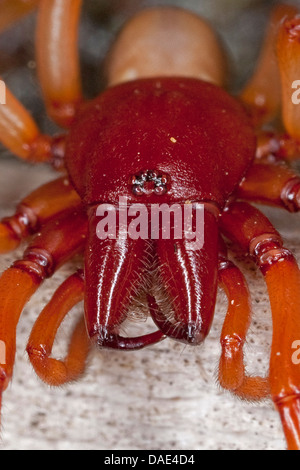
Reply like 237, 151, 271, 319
0, 1, 84, 162
0, 207, 87, 401
251, 13, 300, 162
36, 0, 83, 128
255, 130, 300, 163
277, 14, 300, 143
0, 84, 64, 162
26, 270, 90, 386
147, 242, 270, 399
0, 176, 81, 253
240, 4, 298, 127
237, 162, 300, 212
218, 256, 269, 400
221, 201, 300, 450
0, 0, 38, 33
28, 274, 163, 390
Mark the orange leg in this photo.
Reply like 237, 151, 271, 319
0, 84, 56, 161
27, 270, 90, 386
0, 0, 39, 33
221, 201, 300, 450
276, 13, 300, 142
0, 207, 87, 404
255, 130, 300, 163
0, 177, 81, 253
0, 1, 84, 159
240, 4, 299, 127
36, 0, 84, 128
237, 162, 300, 212
218, 257, 269, 401
252, 11, 300, 162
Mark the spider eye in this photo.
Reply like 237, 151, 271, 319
130, 169, 170, 196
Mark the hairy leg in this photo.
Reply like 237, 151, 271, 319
0, 83, 65, 162
0, 207, 87, 398
221, 201, 300, 450
253, 12, 300, 162
0, 177, 81, 253
237, 162, 300, 212
218, 256, 269, 400
36, 0, 83, 128
240, 4, 298, 126
276, 14, 300, 142
26, 270, 90, 386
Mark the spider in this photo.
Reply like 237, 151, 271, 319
0, 0, 300, 450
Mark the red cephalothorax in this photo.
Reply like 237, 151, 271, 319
66, 77, 255, 207
66, 76, 256, 348
0, 1, 300, 450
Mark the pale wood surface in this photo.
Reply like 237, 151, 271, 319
0, 0, 300, 451
1, 158, 300, 451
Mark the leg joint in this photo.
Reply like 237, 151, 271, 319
249, 233, 293, 273
221, 333, 244, 351
13, 247, 55, 281
273, 391, 300, 408
2, 203, 39, 242
281, 177, 300, 212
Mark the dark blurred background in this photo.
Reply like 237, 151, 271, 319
0, 0, 299, 141
0, 0, 299, 451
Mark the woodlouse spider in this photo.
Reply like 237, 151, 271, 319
0, 0, 300, 451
